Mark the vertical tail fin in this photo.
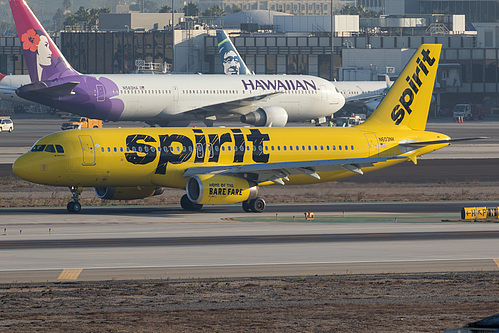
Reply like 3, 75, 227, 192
216, 30, 252, 75
9, 0, 78, 82
360, 44, 441, 131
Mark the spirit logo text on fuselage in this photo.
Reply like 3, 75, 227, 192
391, 48, 436, 125
124, 128, 270, 175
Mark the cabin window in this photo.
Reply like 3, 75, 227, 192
265, 146, 268, 151
114, 147, 117, 152
345, 145, 348, 150
240, 146, 244, 152
258, 146, 263, 151
138, 147, 142, 152
289, 146, 293, 151
101, 147, 105, 152
326, 146, 330, 151
196, 143, 204, 158
120, 147, 124, 152
132, 147, 136, 152
189, 146, 193, 152
55, 145, 64, 153
45, 145, 56, 153
222, 146, 225, 151
339, 146, 342, 150
31, 145, 46, 152
302, 146, 305, 150
183, 146, 187, 152
314, 145, 317, 150
170, 147, 174, 152
333, 146, 336, 150
277, 146, 281, 151
296, 146, 299, 150
321, 146, 324, 150
283, 146, 287, 151
126, 147, 130, 152
351, 145, 354, 150
144, 146, 149, 153
227, 146, 231, 151
308, 145, 311, 150
215, 146, 219, 152
271, 146, 274, 151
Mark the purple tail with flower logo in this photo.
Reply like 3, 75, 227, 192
8, 0, 125, 121
9, 0, 78, 82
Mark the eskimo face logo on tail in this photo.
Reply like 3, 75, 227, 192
391, 48, 436, 125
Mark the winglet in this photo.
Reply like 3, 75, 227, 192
9, 0, 78, 83
216, 30, 252, 75
360, 44, 441, 131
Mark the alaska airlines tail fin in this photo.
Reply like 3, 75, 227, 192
216, 30, 252, 75
360, 44, 441, 131
9, 0, 78, 82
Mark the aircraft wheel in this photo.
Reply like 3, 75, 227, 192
242, 200, 253, 212
249, 197, 266, 213
67, 201, 82, 213
180, 194, 203, 211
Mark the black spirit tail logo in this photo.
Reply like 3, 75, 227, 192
391, 48, 435, 125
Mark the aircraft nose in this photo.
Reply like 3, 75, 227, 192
12, 153, 38, 182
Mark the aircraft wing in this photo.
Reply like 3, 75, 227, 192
183, 155, 404, 185
183, 91, 281, 119
0, 86, 17, 92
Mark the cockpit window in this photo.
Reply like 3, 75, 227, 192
55, 145, 64, 153
45, 145, 56, 153
31, 144, 46, 152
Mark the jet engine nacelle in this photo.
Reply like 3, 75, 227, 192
186, 175, 258, 205
240, 106, 288, 127
94, 186, 164, 200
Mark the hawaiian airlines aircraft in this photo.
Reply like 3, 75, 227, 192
8, 0, 344, 127
216, 30, 390, 108
13, 44, 480, 213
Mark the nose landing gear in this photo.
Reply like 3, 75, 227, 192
67, 186, 83, 213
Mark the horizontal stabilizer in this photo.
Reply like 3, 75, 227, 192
400, 137, 488, 146
18, 81, 79, 98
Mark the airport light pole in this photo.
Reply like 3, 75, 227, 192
172, 0, 175, 72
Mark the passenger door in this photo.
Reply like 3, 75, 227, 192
79, 135, 96, 166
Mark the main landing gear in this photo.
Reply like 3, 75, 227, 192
180, 194, 203, 211
67, 186, 82, 213
242, 197, 266, 213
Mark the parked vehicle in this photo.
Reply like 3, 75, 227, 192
0, 117, 13, 132
452, 104, 487, 121
61, 117, 103, 130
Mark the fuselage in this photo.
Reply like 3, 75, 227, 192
13, 126, 449, 190
334, 81, 388, 102
17, 74, 345, 124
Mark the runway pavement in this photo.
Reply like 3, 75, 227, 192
1, 203, 499, 283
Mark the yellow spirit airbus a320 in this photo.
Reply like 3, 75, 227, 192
13, 44, 477, 213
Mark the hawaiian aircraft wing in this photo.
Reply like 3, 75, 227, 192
183, 155, 404, 184
199, 91, 282, 112
179, 91, 282, 119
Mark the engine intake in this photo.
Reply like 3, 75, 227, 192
186, 175, 258, 205
241, 106, 288, 127
94, 186, 163, 200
